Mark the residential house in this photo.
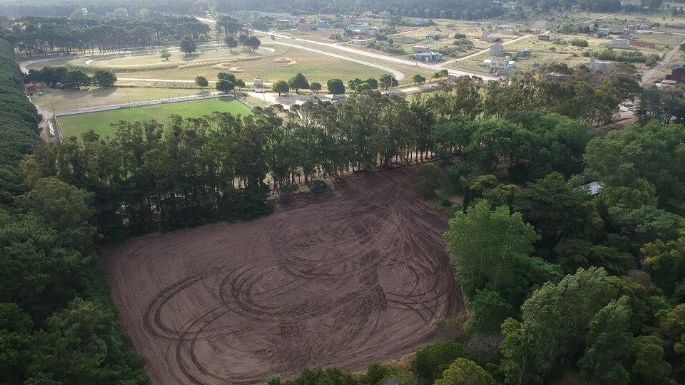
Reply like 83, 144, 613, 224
254, 78, 265, 92
596, 27, 610, 38
496, 24, 516, 34
351, 38, 374, 45
316, 20, 330, 29
489, 58, 517, 76
665, 67, 685, 83
298, 23, 313, 32
612, 38, 630, 49
590, 58, 614, 73
516, 48, 532, 58
481, 33, 497, 42
413, 52, 443, 62
537, 32, 551, 41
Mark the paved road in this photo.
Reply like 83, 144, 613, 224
254, 29, 496, 80
641, 36, 685, 86
267, 40, 406, 80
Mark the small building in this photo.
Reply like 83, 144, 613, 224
496, 24, 516, 35
298, 23, 313, 32
481, 33, 497, 42
489, 58, 517, 76
490, 42, 507, 57
537, 32, 551, 41
351, 38, 374, 46
612, 38, 630, 49
413, 51, 443, 62
316, 20, 330, 29
665, 67, 685, 83
596, 28, 611, 38
254, 78, 265, 92
276, 19, 293, 29
590, 58, 614, 73
517, 48, 532, 58
412, 46, 431, 53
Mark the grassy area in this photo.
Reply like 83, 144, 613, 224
32, 87, 201, 114
57, 97, 252, 138
37, 43, 389, 84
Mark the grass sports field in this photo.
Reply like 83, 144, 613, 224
57, 97, 252, 138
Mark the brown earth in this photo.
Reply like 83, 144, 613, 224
104, 168, 463, 385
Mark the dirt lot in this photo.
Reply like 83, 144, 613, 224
104, 169, 463, 385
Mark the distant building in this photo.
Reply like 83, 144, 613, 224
351, 38, 374, 46
537, 32, 551, 41
590, 58, 614, 73
489, 58, 517, 76
254, 78, 265, 92
612, 38, 630, 49
298, 23, 313, 32
481, 33, 497, 42
490, 42, 507, 57
665, 67, 685, 83
316, 20, 330, 29
596, 28, 611, 38
413, 52, 443, 62
516, 48, 532, 58
496, 24, 516, 34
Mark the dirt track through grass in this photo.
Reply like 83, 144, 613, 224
104, 169, 463, 385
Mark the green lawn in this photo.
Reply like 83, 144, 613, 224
57, 97, 252, 138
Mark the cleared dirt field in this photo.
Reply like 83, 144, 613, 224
104, 169, 462, 385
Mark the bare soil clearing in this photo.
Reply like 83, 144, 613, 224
104, 169, 463, 385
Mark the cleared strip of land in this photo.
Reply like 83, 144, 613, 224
104, 169, 463, 385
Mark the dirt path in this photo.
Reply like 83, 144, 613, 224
104, 168, 463, 385
441, 34, 534, 66
641, 36, 685, 86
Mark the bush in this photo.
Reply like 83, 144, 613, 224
570, 38, 589, 47
413, 341, 464, 384
311, 180, 328, 194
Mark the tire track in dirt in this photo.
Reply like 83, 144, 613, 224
104, 168, 463, 385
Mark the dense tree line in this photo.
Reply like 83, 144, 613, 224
270, 111, 685, 385
0, 37, 149, 385
1, 15, 210, 56
420, 66, 640, 125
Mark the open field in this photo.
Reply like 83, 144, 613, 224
27, 44, 389, 84
104, 169, 462, 385
57, 97, 252, 138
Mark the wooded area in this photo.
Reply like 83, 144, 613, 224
0, 37, 149, 385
